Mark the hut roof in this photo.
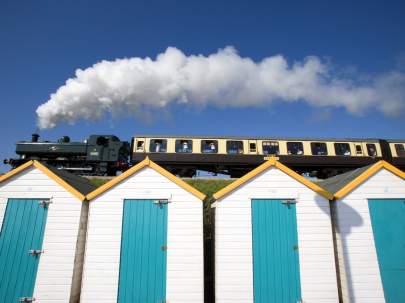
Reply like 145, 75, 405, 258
316, 160, 405, 199
213, 157, 334, 201
0, 160, 96, 201
86, 157, 206, 201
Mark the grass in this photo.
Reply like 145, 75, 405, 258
183, 179, 234, 200
88, 178, 110, 187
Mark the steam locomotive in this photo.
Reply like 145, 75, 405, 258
4, 134, 130, 175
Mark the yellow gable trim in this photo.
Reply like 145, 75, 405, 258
32, 161, 86, 201
213, 158, 276, 200
334, 160, 405, 199
274, 161, 334, 200
85, 158, 150, 200
148, 161, 206, 201
86, 157, 206, 201
0, 160, 86, 201
0, 160, 34, 182
213, 157, 333, 201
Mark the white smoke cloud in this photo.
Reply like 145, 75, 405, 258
36, 46, 405, 129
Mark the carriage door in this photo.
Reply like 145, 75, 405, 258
368, 199, 405, 303
118, 199, 168, 303
251, 199, 301, 303
0, 199, 49, 302
248, 140, 258, 154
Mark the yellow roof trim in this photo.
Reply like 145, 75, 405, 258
0, 161, 86, 201
0, 160, 34, 182
334, 160, 405, 199
274, 161, 334, 200
213, 157, 334, 201
86, 157, 206, 201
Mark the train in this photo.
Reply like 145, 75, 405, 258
4, 134, 405, 178
4, 134, 130, 175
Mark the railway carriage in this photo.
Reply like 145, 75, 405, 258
131, 135, 405, 178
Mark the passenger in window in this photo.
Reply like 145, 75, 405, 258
182, 141, 189, 152
344, 149, 350, 156
137, 142, 144, 151
210, 142, 216, 153
155, 142, 161, 152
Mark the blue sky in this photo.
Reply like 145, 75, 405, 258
1, 0, 405, 173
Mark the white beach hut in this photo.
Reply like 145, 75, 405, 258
212, 158, 339, 303
0, 160, 95, 302
318, 160, 405, 303
80, 157, 206, 303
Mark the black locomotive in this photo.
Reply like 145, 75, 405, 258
4, 134, 130, 175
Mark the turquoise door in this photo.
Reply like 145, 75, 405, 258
118, 199, 168, 303
251, 199, 301, 303
0, 199, 49, 302
368, 199, 405, 303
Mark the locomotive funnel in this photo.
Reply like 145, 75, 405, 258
32, 133, 40, 142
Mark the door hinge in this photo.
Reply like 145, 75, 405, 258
153, 199, 170, 205
28, 249, 44, 257
161, 245, 168, 251
281, 199, 297, 205
19, 298, 35, 302
38, 200, 52, 208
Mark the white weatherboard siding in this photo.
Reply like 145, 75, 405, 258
333, 169, 405, 303
215, 167, 339, 303
0, 167, 85, 303
80, 166, 204, 303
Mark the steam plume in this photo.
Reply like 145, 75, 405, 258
36, 46, 405, 129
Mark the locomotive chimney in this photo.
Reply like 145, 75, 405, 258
31, 133, 40, 142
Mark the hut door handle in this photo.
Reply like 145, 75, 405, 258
28, 249, 44, 256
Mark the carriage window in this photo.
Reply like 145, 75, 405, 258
262, 141, 279, 155
366, 144, 377, 157
249, 143, 256, 152
311, 142, 328, 155
201, 140, 218, 153
136, 141, 145, 151
335, 143, 351, 156
227, 141, 244, 154
149, 139, 167, 153
355, 145, 363, 155
287, 142, 304, 155
395, 144, 405, 157
175, 140, 192, 153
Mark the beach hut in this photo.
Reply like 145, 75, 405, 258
212, 158, 339, 303
0, 160, 95, 302
80, 157, 206, 303
317, 160, 405, 303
